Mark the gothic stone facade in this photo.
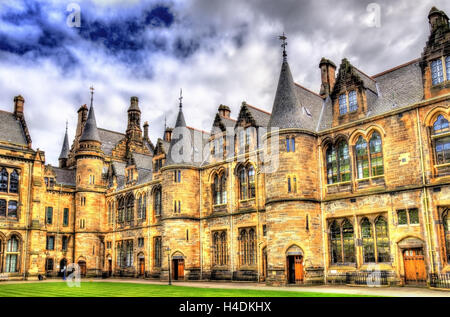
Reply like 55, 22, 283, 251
0, 7, 449, 286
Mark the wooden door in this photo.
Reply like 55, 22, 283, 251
404, 249, 426, 284
108, 259, 112, 276
262, 248, 267, 281
139, 258, 145, 276
78, 261, 86, 277
294, 256, 304, 283
178, 259, 184, 280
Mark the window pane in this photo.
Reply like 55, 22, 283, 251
348, 91, 358, 112
444, 211, 450, 263
239, 168, 247, 200
356, 137, 369, 179
375, 217, 390, 263
326, 146, 338, 184
291, 137, 295, 152
434, 115, 450, 134
369, 132, 384, 176
9, 170, 19, 193
330, 221, 342, 264
248, 166, 255, 198
337, 141, 350, 182
432, 58, 444, 85
361, 218, 375, 263
46, 207, 53, 224
447, 56, 450, 82
397, 210, 407, 225
408, 209, 419, 224
435, 136, 450, 165
0, 199, 5, 217
286, 137, 290, 152
8, 201, 17, 218
342, 220, 355, 263
339, 94, 347, 115
0, 168, 8, 192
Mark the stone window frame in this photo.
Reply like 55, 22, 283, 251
237, 227, 256, 267
236, 163, 256, 201
152, 186, 162, 217
430, 56, 448, 85
359, 214, 391, 264
324, 138, 351, 185
351, 131, 385, 181
212, 230, 228, 267
396, 208, 420, 226
338, 90, 359, 115
5, 234, 22, 273
211, 169, 227, 207
0, 167, 20, 194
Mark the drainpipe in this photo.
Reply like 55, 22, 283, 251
416, 108, 435, 274
318, 144, 327, 284
23, 161, 33, 280
199, 169, 203, 280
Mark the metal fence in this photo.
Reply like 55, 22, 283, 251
430, 273, 450, 289
327, 271, 389, 286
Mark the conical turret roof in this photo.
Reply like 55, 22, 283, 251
80, 104, 101, 142
58, 126, 70, 159
268, 59, 304, 129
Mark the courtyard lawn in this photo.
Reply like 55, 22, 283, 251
0, 281, 372, 297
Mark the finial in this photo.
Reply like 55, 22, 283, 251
164, 116, 167, 130
89, 85, 95, 108
65, 120, 68, 132
279, 32, 287, 61
178, 88, 183, 109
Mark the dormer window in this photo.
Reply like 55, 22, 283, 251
431, 58, 445, 85
339, 91, 358, 115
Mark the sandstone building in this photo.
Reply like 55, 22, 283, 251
0, 7, 449, 287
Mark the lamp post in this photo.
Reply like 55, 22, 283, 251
166, 247, 172, 285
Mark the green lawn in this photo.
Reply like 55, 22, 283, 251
0, 281, 370, 297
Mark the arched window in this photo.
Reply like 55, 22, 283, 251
142, 193, 147, 219
355, 136, 369, 179
329, 219, 355, 265
8, 201, 17, 218
433, 115, 450, 165
6, 235, 20, 273
213, 173, 227, 205
342, 219, 355, 263
0, 168, 8, 193
447, 56, 450, 81
117, 197, 125, 223
116, 241, 124, 267
137, 194, 143, 219
126, 194, 134, 222
443, 209, 450, 263
370, 132, 384, 176
125, 240, 133, 266
330, 221, 342, 264
238, 227, 256, 266
9, 170, 18, 194
361, 216, 390, 263
0, 199, 6, 217
212, 231, 228, 266
361, 218, 375, 263
354, 132, 384, 179
326, 141, 350, 184
239, 168, 247, 200
154, 187, 162, 216
237, 165, 255, 200
375, 216, 390, 263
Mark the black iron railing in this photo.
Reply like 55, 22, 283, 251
327, 271, 389, 286
430, 273, 450, 289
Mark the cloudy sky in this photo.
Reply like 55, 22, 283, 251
0, 0, 449, 165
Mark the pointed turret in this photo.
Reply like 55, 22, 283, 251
268, 35, 303, 129
58, 122, 70, 168
80, 104, 101, 142
175, 89, 186, 127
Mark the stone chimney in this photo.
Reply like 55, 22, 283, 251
164, 127, 173, 142
218, 104, 231, 118
76, 104, 88, 138
14, 95, 24, 118
428, 6, 449, 33
319, 58, 337, 98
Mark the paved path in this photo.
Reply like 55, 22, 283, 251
2, 278, 449, 297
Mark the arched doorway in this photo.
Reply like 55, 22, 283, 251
286, 245, 303, 284
45, 258, 54, 277
78, 260, 87, 277
58, 258, 67, 277
172, 252, 185, 281
138, 253, 145, 277
398, 237, 427, 285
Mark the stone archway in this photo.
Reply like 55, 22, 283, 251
397, 237, 427, 285
285, 245, 304, 284
171, 251, 185, 281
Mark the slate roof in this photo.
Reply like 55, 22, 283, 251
80, 105, 101, 142
245, 104, 271, 127
98, 128, 125, 156
0, 111, 28, 146
53, 167, 76, 186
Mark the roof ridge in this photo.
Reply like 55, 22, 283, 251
353, 66, 376, 81
372, 58, 420, 78
187, 126, 210, 135
294, 83, 322, 98
98, 127, 125, 135
0, 109, 13, 115
245, 103, 271, 115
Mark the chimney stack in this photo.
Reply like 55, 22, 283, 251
14, 95, 24, 118
164, 127, 173, 142
218, 104, 231, 118
428, 7, 449, 33
319, 58, 337, 98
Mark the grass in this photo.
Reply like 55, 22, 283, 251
0, 281, 371, 297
